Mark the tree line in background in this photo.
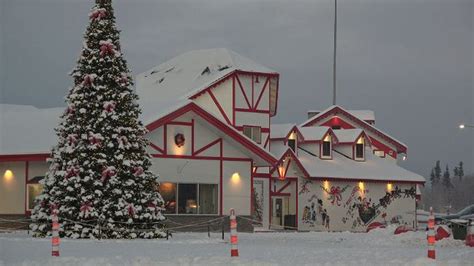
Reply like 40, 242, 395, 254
421, 160, 473, 213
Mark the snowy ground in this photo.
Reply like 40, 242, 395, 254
1, 226, 473, 266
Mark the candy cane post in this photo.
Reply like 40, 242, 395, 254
466, 219, 474, 247
229, 208, 239, 257
51, 207, 60, 257
427, 207, 436, 259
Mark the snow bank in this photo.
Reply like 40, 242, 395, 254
1, 227, 473, 266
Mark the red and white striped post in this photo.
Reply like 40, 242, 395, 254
229, 208, 239, 257
466, 219, 474, 247
51, 207, 60, 257
427, 207, 436, 259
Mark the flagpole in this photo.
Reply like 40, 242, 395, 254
332, 0, 338, 106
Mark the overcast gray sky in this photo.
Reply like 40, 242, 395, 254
0, 0, 473, 177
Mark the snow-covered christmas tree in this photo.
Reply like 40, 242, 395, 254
30, 0, 165, 239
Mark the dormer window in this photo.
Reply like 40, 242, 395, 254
355, 136, 365, 160
243, 126, 261, 144
287, 132, 297, 152
321, 134, 332, 159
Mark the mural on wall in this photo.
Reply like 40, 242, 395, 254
299, 179, 418, 231
299, 180, 313, 195
321, 185, 350, 206
344, 185, 416, 228
252, 180, 264, 223
301, 194, 331, 229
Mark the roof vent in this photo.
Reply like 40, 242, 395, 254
201, 66, 211, 76
218, 65, 230, 71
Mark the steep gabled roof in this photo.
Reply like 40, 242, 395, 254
308, 109, 375, 122
298, 126, 337, 142
300, 105, 407, 153
333, 129, 371, 145
145, 102, 277, 166
270, 148, 310, 178
136, 48, 279, 120
298, 149, 425, 183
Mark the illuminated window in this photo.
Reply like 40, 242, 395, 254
26, 176, 44, 211
159, 182, 218, 215
243, 126, 261, 144
355, 137, 365, 160
322, 134, 332, 158
158, 182, 177, 214
287, 139, 296, 152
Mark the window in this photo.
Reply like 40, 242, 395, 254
373, 150, 385, 158
158, 182, 177, 214
158, 183, 218, 215
287, 139, 296, 152
243, 126, 261, 144
27, 184, 43, 211
332, 125, 341, 130
355, 137, 365, 159
322, 134, 332, 158
178, 184, 198, 214
199, 184, 218, 214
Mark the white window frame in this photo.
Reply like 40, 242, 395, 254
243, 126, 262, 144
159, 182, 219, 216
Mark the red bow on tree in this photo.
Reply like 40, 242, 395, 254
133, 166, 144, 177
88, 133, 102, 147
65, 166, 80, 179
80, 202, 93, 217
89, 8, 107, 21
99, 40, 116, 57
67, 134, 78, 146
101, 166, 116, 183
103, 101, 116, 113
82, 74, 96, 88
127, 204, 135, 217
118, 73, 129, 86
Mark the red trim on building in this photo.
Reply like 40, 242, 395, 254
149, 142, 164, 154
208, 90, 232, 125
0, 154, 49, 162
254, 77, 270, 110
234, 108, 270, 114
219, 140, 223, 215
235, 74, 252, 109
151, 154, 251, 162
24, 161, 29, 215
309, 176, 425, 185
193, 138, 221, 156
270, 149, 310, 178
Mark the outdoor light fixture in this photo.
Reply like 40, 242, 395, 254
358, 181, 365, 191
387, 183, 393, 192
3, 170, 14, 181
231, 172, 241, 185
402, 155, 407, 161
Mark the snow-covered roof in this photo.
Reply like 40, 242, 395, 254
298, 148, 424, 183
0, 104, 62, 155
270, 123, 296, 139
136, 48, 278, 121
300, 105, 407, 153
298, 126, 331, 141
333, 129, 364, 143
308, 109, 375, 122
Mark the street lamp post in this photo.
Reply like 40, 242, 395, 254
459, 124, 474, 129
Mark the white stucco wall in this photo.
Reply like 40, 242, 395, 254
298, 178, 417, 232
0, 162, 26, 214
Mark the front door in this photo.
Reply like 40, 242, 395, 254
272, 197, 289, 229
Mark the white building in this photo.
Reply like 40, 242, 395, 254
0, 48, 424, 231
